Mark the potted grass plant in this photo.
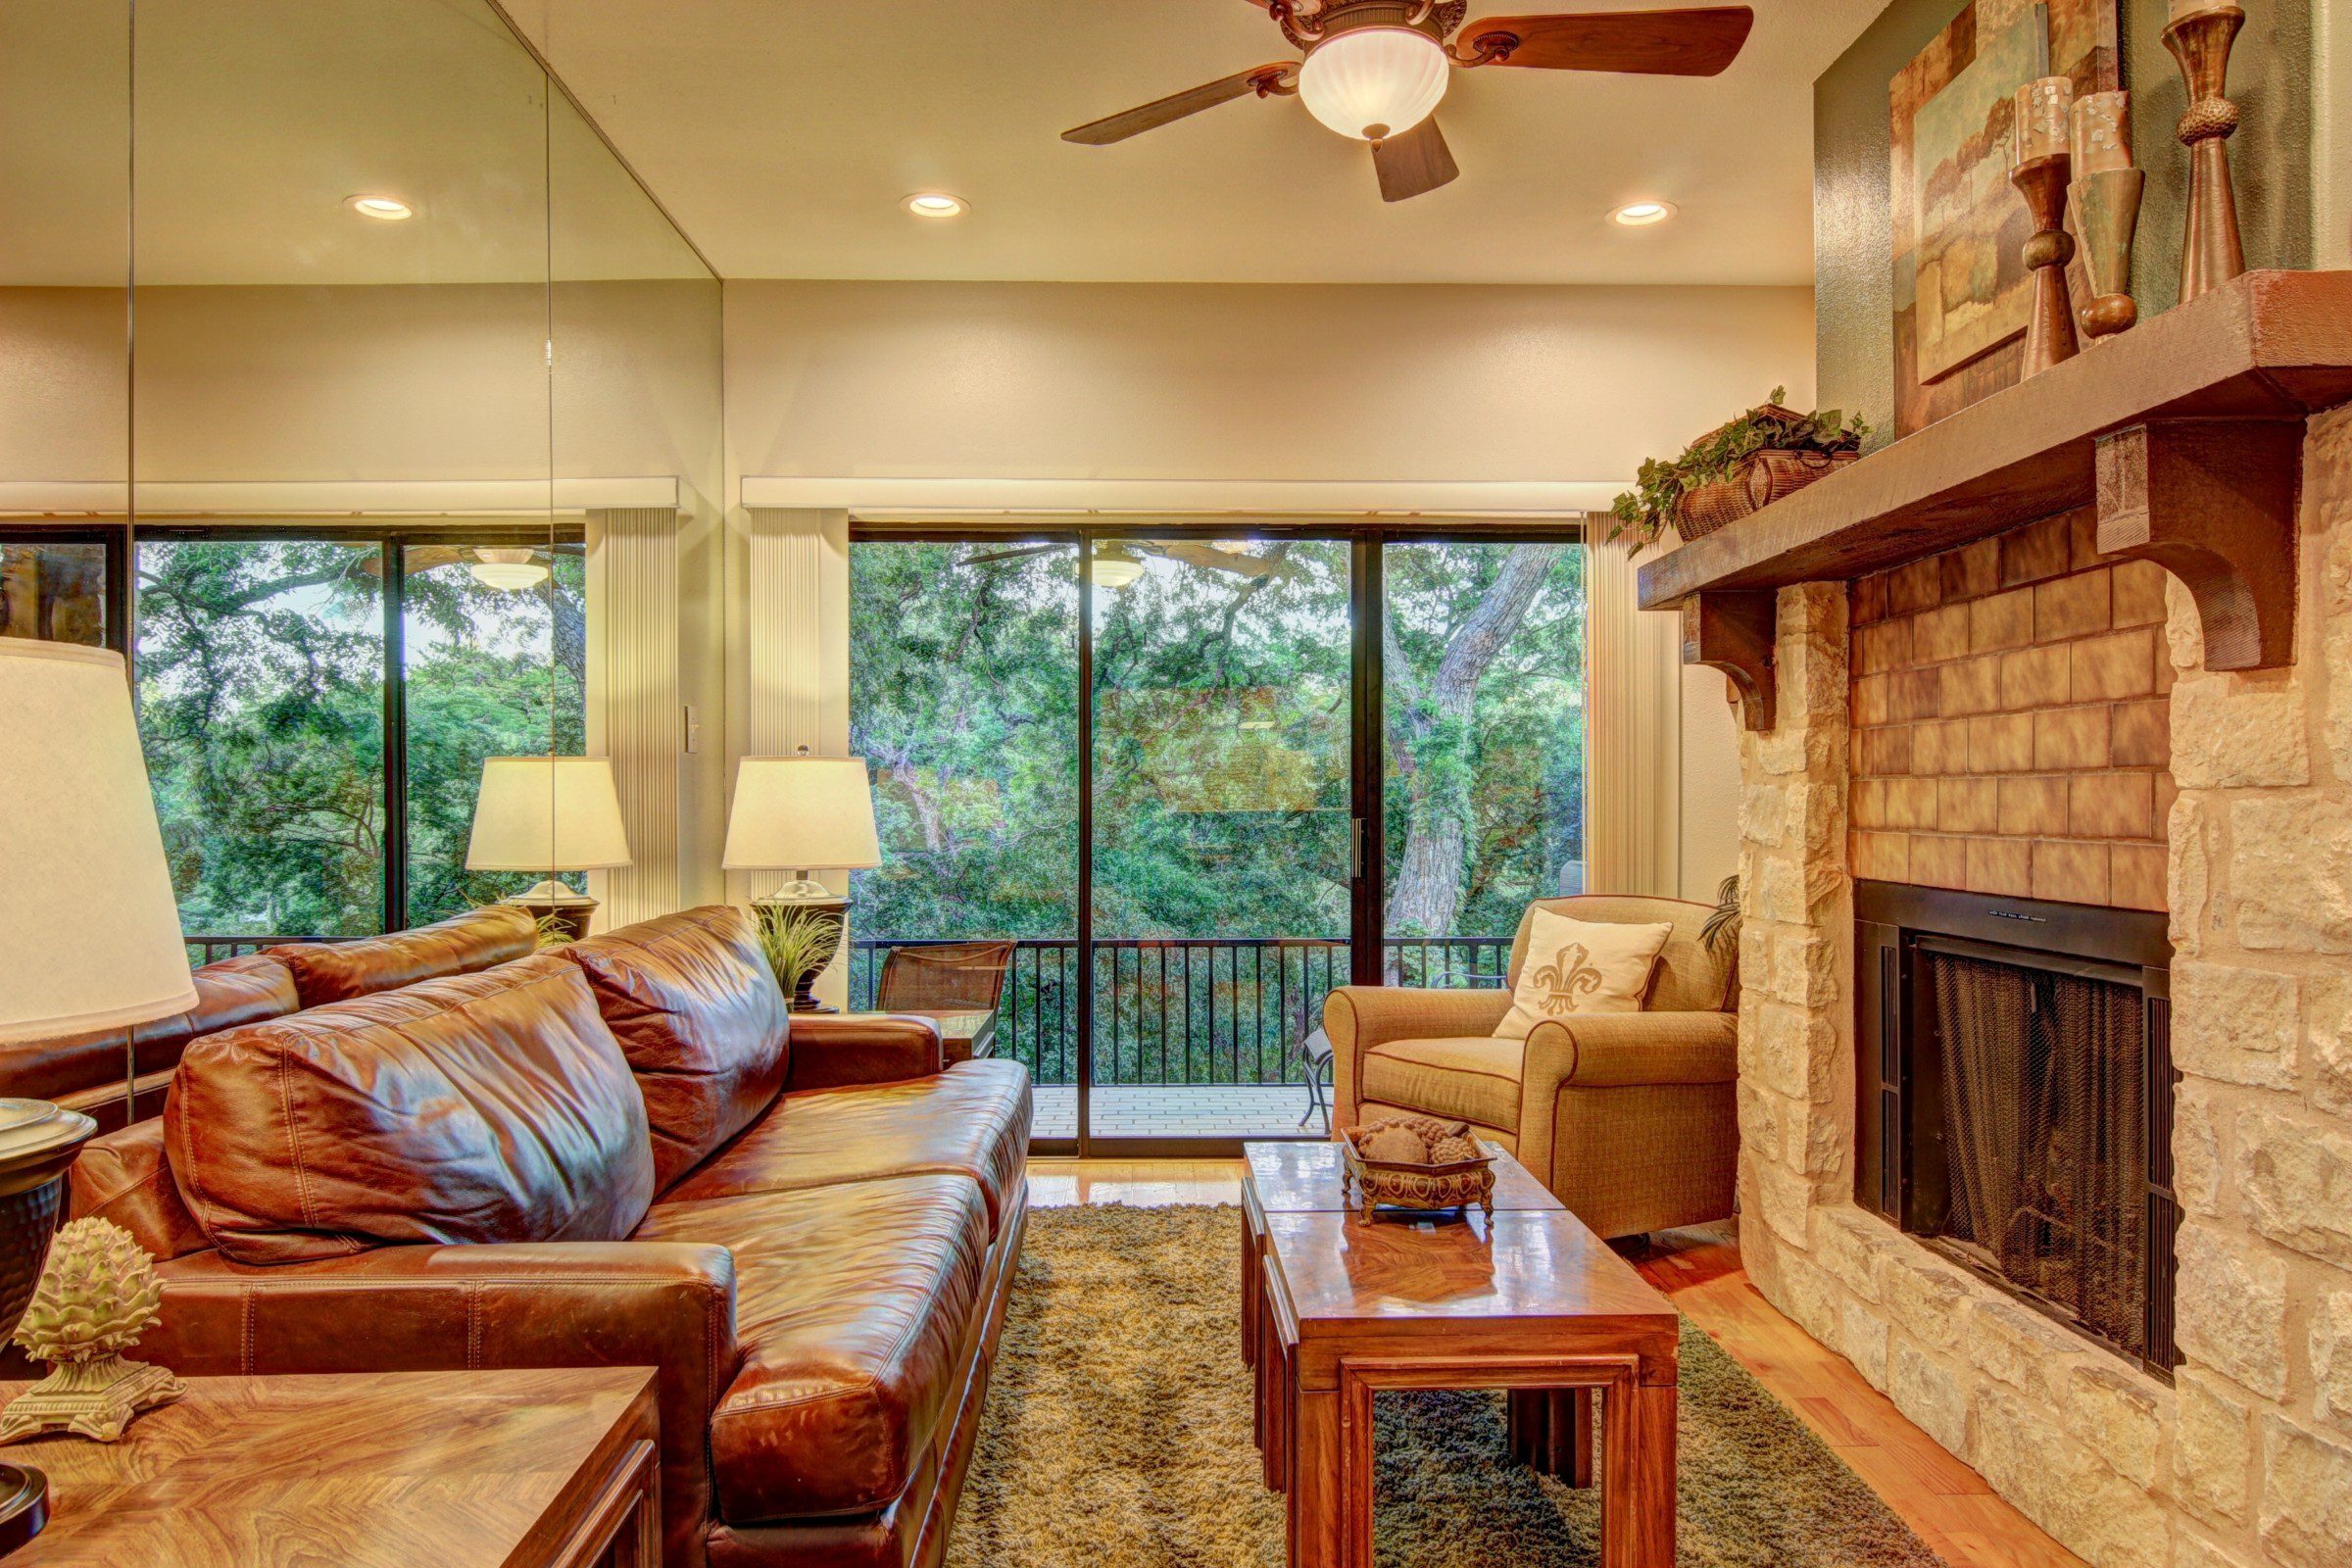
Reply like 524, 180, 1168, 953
1608, 388, 1869, 548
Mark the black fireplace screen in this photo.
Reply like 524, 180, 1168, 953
1926, 950, 2148, 1359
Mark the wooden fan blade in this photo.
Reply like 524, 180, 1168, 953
1157, 542, 1273, 579
963, 544, 1058, 566
1461, 7, 1753, 75
1062, 63, 1296, 145
1372, 118, 1459, 203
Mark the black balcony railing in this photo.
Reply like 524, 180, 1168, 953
851, 935, 1513, 1089
184, 929, 1516, 1094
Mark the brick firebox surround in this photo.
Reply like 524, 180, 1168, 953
1730, 407, 2352, 1568
1849, 511, 2178, 912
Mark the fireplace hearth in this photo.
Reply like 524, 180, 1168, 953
1855, 881, 2178, 1377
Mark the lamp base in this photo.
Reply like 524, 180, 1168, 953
0, 1465, 45, 1556
501, 883, 599, 944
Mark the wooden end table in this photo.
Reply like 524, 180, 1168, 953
0, 1367, 660, 1567
1243, 1140, 1680, 1568
841, 1007, 998, 1064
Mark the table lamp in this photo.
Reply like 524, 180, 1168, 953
0, 640, 199, 1546
720, 751, 880, 1012
465, 757, 632, 942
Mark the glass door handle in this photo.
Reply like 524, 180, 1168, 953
1351, 816, 1365, 881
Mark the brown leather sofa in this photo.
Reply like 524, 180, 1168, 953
68, 905, 1031, 1568
0, 904, 539, 1131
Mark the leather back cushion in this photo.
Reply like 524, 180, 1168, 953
0, 953, 299, 1110
561, 906, 792, 1192
1508, 896, 1735, 1013
269, 904, 540, 1008
166, 955, 655, 1265
69, 1119, 212, 1262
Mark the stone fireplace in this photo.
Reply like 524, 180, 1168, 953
1727, 404, 2352, 1568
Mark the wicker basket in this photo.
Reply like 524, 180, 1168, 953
1339, 1129, 1500, 1221
1675, 448, 1856, 540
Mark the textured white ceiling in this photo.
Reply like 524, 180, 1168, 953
506, 0, 1889, 284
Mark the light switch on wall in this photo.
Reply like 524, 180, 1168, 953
682, 704, 701, 755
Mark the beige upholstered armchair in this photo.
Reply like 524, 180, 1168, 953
1324, 895, 1740, 1241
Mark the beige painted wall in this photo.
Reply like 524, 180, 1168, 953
723, 278, 1811, 906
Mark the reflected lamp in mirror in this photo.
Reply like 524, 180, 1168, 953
465, 757, 631, 942
0, 641, 192, 1534
721, 753, 881, 1013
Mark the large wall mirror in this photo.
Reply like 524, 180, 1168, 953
0, 0, 720, 954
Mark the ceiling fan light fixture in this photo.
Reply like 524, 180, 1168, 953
1298, 26, 1448, 142
1090, 547, 1145, 590
1609, 199, 1678, 227
468, 548, 550, 591
347, 194, 414, 220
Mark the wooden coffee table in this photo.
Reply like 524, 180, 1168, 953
1242, 1140, 1680, 1568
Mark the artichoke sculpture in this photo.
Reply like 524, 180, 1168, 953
14, 1218, 165, 1364
0, 1217, 183, 1444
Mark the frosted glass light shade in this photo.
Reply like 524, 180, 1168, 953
1298, 26, 1448, 141
466, 757, 632, 872
722, 758, 882, 871
0, 641, 197, 1044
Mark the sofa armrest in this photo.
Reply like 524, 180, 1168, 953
144, 1241, 737, 1568
1324, 987, 1514, 1128
785, 1012, 944, 1091
1521, 1009, 1739, 1090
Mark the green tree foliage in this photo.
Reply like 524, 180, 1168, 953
850, 539, 1585, 955
134, 538, 583, 938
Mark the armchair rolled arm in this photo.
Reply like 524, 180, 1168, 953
1324, 986, 1514, 1129
1521, 1009, 1738, 1091
785, 1012, 944, 1091
144, 1241, 738, 1568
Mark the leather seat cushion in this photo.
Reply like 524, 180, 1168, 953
634, 1176, 991, 1522
167, 954, 655, 1265
269, 904, 539, 1008
561, 906, 794, 1191
1358, 1036, 1525, 1132
662, 1059, 1031, 1234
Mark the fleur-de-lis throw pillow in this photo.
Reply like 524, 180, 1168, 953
1494, 908, 1675, 1040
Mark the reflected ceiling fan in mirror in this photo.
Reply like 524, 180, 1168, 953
961, 540, 1298, 585
1062, 1, 1754, 202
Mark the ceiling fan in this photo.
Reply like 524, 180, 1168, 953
1062, 1, 1754, 202
963, 540, 1296, 585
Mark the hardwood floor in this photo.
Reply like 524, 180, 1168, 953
1027, 1157, 2086, 1568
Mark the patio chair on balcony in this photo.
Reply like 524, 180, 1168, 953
874, 940, 1016, 1062
1323, 896, 1740, 1241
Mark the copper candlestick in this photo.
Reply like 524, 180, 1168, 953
2012, 153, 2080, 371
2164, 1, 2247, 302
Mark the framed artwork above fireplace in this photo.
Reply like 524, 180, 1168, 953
1889, 0, 2119, 437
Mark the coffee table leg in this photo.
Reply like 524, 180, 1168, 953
1242, 1207, 1260, 1369
1599, 1382, 1676, 1568
1291, 1387, 1345, 1568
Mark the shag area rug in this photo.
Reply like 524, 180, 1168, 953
946, 1204, 1945, 1568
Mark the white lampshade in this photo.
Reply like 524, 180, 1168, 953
466, 757, 632, 872
721, 758, 882, 872
0, 641, 197, 1044
1298, 26, 1449, 141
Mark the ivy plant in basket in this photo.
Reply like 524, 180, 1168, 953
1608, 389, 1869, 548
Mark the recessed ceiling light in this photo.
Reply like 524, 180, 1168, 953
904, 192, 968, 220
1609, 200, 1677, 227
347, 195, 414, 220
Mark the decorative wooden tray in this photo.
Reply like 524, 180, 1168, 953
1338, 1129, 1501, 1220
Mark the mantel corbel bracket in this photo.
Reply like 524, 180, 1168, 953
1682, 590, 1778, 732
2094, 418, 2300, 670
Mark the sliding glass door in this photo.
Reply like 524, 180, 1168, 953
1087, 535, 1355, 1141
848, 522, 1585, 1153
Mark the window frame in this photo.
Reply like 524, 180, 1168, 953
847, 516, 1590, 1156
